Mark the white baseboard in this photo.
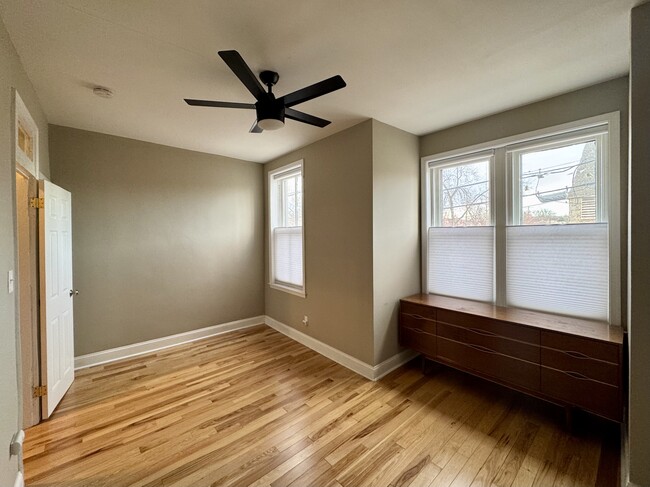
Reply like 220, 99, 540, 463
74, 314, 417, 381
74, 316, 265, 370
264, 315, 418, 381
14, 471, 24, 487
373, 348, 420, 380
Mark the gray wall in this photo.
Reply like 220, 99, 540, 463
420, 76, 629, 327
49, 126, 264, 356
628, 3, 650, 485
264, 121, 375, 364
372, 120, 420, 364
0, 15, 49, 487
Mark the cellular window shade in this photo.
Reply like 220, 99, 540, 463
273, 227, 303, 287
506, 223, 608, 321
428, 226, 494, 302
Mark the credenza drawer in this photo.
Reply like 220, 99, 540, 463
437, 321, 539, 363
398, 294, 624, 423
437, 337, 540, 391
400, 301, 436, 322
541, 366, 621, 421
541, 331, 619, 364
399, 326, 436, 357
541, 347, 619, 386
437, 309, 539, 345
400, 312, 436, 335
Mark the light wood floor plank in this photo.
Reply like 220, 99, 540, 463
24, 325, 620, 487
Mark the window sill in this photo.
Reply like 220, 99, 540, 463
270, 283, 306, 298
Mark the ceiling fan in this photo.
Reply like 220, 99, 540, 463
184, 50, 346, 133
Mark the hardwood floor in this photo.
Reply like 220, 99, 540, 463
24, 325, 620, 487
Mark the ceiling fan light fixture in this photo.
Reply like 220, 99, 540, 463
257, 118, 285, 131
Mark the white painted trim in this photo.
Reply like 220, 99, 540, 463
372, 348, 420, 380
264, 315, 418, 380
421, 112, 620, 165
14, 90, 39, 178
74, 313, 418, 379
74, 316, 265, 370
14, 471, 24, 487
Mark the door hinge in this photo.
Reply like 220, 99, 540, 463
33, 385, 47, 397
29, 197, 44, 209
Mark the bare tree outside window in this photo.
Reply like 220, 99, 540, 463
282, 175, 302, 227
439, 160, 490, 227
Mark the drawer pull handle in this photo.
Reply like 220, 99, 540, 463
564, 350, 590, 359
564, 370, 590, 380
467, 343, 498, 355
469, 327, 497, 337
410, 314, 426, 320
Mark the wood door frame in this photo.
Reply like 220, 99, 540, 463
15, 162, 41, 427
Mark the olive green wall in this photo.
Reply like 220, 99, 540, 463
372, 120, 420, 364
264, 120, 376, 364
628, 3, 650, 485
49, 125, 264, 356
264, 119, 420, 367
0, 15, 49, 487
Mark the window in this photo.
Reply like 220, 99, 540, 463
427, 153, 494, 302
15, 91, 39, 178
423, 114, 620, 324
269, 160, 305, 296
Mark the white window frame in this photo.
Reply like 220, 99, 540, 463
429, 150, 495, 228
507, 126, 608, 226
14, 90, 39, 178
269, 160, 306, 297
421, 112, 621, 325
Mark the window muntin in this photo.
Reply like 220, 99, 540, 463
269, 162, 305, 296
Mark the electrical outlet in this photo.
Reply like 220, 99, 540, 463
302, 315, 309, 326
7, 270, 14, 294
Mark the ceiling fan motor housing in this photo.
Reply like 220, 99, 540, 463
256, 100, 285, 124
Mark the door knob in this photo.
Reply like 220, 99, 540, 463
69, 289, 79, 297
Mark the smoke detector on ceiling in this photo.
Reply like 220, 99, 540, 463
93, 86, 114, 99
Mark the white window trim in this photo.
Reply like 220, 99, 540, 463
268, 160, 306, 298
14, 90, 39, 178
421, 112, 621, 325
507, 126, 609, 226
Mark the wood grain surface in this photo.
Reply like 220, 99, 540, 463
24, 325, 619, 487
402, 294, 623, 344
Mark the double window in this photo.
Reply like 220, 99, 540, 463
424, 115, 620, 323
269, 161, 305, 296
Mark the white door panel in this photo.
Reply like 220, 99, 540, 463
39, 180, 74, 418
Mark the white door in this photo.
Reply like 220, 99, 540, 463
39, 180, 75, 418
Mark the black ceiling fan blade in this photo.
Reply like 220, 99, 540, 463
285, 108, 331, 128
218, 50, 268, 102
280, 75, 346, 108
249, 120, 263, 133
184, 99, 255, 109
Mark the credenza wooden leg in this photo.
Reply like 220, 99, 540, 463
565, 405, 575, 433
421, 355, 440, 375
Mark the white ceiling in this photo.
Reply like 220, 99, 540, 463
0, 0, 638, 163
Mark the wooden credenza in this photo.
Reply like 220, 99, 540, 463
399, 294, 624, 422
